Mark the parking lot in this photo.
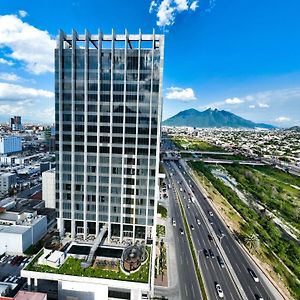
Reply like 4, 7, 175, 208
0, 254, 30, 285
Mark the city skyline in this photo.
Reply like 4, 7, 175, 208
0, 0, 300, 126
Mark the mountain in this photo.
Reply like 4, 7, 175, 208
163, 108, 275, 129
285, 126, 300, 132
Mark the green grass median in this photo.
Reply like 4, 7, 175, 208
175, 187, 208, 300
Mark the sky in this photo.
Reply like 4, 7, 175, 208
0, 0, 300, 127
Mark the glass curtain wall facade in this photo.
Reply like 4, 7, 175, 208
55, 30, 164, 241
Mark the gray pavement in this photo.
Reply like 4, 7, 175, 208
155, 165, 202, 300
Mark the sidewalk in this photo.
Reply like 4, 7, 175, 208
154, 199, 181, 300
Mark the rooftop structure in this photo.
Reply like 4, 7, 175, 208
0, 211, 47, 254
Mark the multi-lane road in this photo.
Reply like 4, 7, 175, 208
164, 164, 202, 300
164, 160, 241, 300
161, 139, 282, 300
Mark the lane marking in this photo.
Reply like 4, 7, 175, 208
191, 283, 196, 299
184, 283, 188, 297
235, 262, 242, 274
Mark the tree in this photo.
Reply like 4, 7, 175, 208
245, 234, 260, 252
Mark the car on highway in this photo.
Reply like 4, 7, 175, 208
209, 249, 215, 258
254, 294, 264, 300
218, 228, 225, 237
172, 219, 176, 227
248, 268, 259, 282
190, 224, 194, 231
179, 228, 184, 235
215, 283, 224, 298
208, 234, 213, 242
203, 249, 209, 258
208, 211, 214, 217
196, 218, 201, 225
187, 205, 190, 209
208, 218, 214, 224
217, 256, 225, 268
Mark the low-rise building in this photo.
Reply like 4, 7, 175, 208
0, 173, 16, 196
0, 211, 47, 255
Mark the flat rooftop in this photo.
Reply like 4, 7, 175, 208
0, 211, 19, 222
0, 224, 28, 234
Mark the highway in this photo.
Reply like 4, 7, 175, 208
164, 166, 203, 300
164, 160, 242, 300
171, 158, 276, 300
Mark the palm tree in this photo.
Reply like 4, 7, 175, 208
245, 234, 260, 252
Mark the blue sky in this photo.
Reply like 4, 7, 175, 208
0, 0, 300, 126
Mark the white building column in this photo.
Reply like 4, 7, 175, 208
34, 277, 38, 291
27, 277, 31, 291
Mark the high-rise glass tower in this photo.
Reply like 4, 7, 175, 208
55, 30, 164, 242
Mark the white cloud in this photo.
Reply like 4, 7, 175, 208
18, 10, 28, 18
151, 0, 197, 27
258, 103, 269, 108
156, 0, 176, 27
166, 87, 197, 101
249, 105, 256, 109
275, 116, 291, 123
0, 103, 25, 115
225, 97, 244, 105
0, 57, 14, 66
0, 72, 21, 82
190, 1, 199, 11
149, 0, 157, 13
175, 0, 189, 11
0, 82, 54, 101
0, 14, 56, 74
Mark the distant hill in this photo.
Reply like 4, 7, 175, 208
285, 126, 300, 132
163, 108, 275, 129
